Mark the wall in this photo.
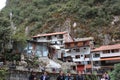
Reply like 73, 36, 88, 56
6, 70, 101, 80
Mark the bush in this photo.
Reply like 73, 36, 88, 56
0, 69, 7, 80
110, 63, 120, 80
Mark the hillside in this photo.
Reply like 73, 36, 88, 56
1, 0, 120, 46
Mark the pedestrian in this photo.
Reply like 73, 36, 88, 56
29, 72, 37, 80
65, 72, 74, 80
56, 71, 65, 80
40, 71, 50, 80
101, 75, 105, 80
103, 72, 110, 80
76, 71, 84, 80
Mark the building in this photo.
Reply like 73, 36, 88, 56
64, 37, 94, 72
91, 44, 120, 72
26, 31, 73, 59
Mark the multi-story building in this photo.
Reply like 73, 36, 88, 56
26, 31, 73, 59
91, 44, 120, 72
64, 37, 94, 72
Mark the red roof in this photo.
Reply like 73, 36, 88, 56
32, 32, 67, 38
92, 44, 120, 52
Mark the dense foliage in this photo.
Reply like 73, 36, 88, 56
0, 69, 7, 80
110, 63, 120, 80
1, 0, 120, 46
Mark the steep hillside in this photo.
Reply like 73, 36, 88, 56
1, 0, 120, 46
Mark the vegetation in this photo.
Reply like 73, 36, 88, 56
0, 0, 120, 62
0, 0, 119, 46
110, 63, 120, 80
0, 69, 7, 80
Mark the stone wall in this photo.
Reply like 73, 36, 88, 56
6, 70, 101, 80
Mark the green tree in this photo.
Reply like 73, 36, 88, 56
1, 0, 120, 45
110, 63, 120, 80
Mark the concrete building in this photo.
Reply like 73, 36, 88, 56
26, 31, 73, 59
64, 37, 94, 72
91, 44, 120, 72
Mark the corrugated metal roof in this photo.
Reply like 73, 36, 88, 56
92, 44, 120, 52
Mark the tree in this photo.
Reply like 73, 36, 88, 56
0, 12, 11, 55
110, 63, 120, 80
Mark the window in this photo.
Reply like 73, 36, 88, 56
81, 55, 83, 57
93, 53, 100, 58
75, 55, 80, 59
59, 34, 63, 38
111, 49, 119, 53
48, 36, 51, 40
54, 35, 57, 37
85, 55, 90, 58
76, 48, 80, 52
103, 50, 110, 53
84, 47, 86, 50
94, 61, 99, 66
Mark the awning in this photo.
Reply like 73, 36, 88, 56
100, 57, 120, 61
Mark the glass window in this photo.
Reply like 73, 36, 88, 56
93, 53, 100, 58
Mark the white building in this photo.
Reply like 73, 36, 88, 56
27, 31, 73, 59
91, 44, 120, 70
64, 37, 94, 71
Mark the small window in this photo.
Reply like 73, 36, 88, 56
43, 36, 46, 38
85, 55, 89, 58
111, 49, 119, 53
93, 53, 100, 58
48, 36, 51, 40
81, 55, 83, 57
103, 50, 110, 53
84, 47, 86, 50
76, 48, 80, 52
54, 35, 57, 37
75, 55, 80, 59
59, 34, 63, 38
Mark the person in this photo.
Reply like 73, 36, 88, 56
40, 71, 50, 80
56, 71, 65, 80
76, 71, 84, 80
29, 72, 37, 80
103, 72, 110, 80
65, 72, 74, 80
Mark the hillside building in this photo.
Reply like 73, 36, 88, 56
64, 37, 94, 72
26, 31, 73, 59
91, 44, 120, 72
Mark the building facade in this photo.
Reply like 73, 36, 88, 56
64, 37, 94, 72
26, 31, 73, 59
91, 44, 120, 72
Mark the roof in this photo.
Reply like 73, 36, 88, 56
32, 32, 67, 38
65, 37, 93, 44
92, 44, 120, 52
74, 37, 94, 41
100, 57, 120, 61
